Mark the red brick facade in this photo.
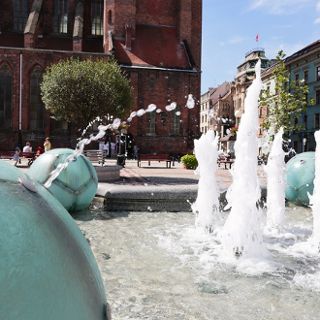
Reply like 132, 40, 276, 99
0, 0, 201, 155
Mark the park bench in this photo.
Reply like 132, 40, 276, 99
83, 149, 106, 166
217, 155, 234, 169
137, 153, 172, 168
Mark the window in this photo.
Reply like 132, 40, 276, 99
0, 65, 12, 129
30, 67, 45, 131
304, 114, 308, 129
108, 10, 113, 25
91, 0, 103, 35
13, 0, 29, 33
147, 111, 156, 136
172, 108, 181, 136
316, 89, 320, 105
53, 0, 68, 34
304, 70, 309, 83
295, 73, 299, 86
317, 66, 320, 81
315, 113, 320, 129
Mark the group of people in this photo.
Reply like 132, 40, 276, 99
13, 137, 52, 166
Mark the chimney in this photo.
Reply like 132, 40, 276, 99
125, 24, 132, 50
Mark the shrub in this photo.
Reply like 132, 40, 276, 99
180, 154, 198, 170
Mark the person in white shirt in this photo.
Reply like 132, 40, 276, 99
22, 141, 32, 153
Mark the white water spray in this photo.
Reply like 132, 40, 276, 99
193, 130, 220, 232
309, 130, 320, 247
221, 60, 265, 258
44, 118, 121, 188
265, 128, 286, 228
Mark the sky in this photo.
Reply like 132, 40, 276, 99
201, 0, 320, 94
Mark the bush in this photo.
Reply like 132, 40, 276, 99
180, 154, 198, 170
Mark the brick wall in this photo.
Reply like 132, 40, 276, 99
0, 0, 201, 154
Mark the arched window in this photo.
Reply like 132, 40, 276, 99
13, 0, 29, 33
147, 111, 156, 136
53, 0, 68, 34
172, 107, 181, 136
29, 67, 45, 131
91, 0, 103, 35
0, 65, 12, 129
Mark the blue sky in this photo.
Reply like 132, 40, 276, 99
201, 0, 320, 93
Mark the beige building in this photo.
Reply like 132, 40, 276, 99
233, 48, 272, 126
200, 90, 212, 134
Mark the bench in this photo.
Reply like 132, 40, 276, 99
217, 156, 234, 169
84, 149, 106, 166
137, 154, 172, 168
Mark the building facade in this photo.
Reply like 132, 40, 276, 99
200, 89, 211, 134
0, 0, 201, 155
232, 48, 272, 126
285, 40, 320, 153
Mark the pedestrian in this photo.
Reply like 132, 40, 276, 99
13, 146, 20, 166
133, 144, 139, 160
22, 141, 32, 153
43, 137, 52, 152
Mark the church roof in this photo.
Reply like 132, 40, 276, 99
113, 25, 192, 70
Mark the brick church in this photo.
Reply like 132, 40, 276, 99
0, 0, 201, 155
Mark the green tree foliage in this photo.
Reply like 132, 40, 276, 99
41, 58, 133, 129
260, 50, 311, 135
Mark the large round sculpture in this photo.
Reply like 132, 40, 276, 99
28, 148, 98, 212
285, 151, 315, 206
0, 160, 108, 319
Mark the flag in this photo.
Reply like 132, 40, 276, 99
256, 34, 259, 42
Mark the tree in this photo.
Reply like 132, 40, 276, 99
41, 58, 133, 129
260, 50, 311, 135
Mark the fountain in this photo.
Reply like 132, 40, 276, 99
265, 128, 286, 228
70, 62, 320, 318
220, 60, 265, 259
193, 130, 220, 232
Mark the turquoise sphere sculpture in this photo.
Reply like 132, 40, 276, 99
28, 148, 98, 212
0, 160, 107, 320
285, 151, 315, 206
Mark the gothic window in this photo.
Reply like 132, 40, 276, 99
53, 0, 69, 34
91, 0, 103, 35
147, 111, 156, 136
172, 107, 181, 136
0, 65, 12, 129
13, 0, 29, 33
29, 67, 45, 131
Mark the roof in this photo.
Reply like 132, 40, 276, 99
285, 40, 320, 63
113, 24, 191, 69
209, 82, 231, 105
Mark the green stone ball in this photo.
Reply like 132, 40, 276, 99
285, 152, 315, 206
28, 149, 98, 212
0, 160, 107, 319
